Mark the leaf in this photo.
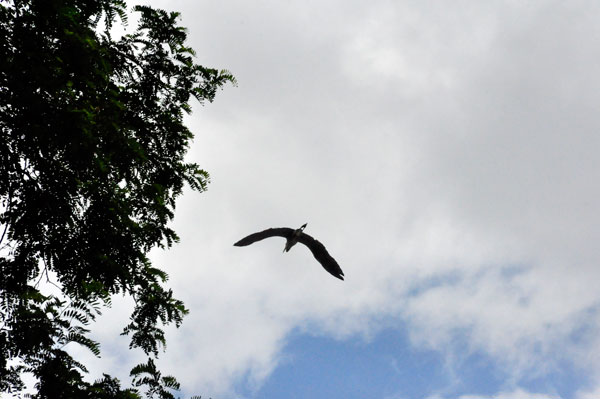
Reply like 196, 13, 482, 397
1, 0, 234, 396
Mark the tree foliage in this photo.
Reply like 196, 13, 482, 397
0, 0, 234, 397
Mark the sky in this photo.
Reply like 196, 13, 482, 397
67, 1, 600, 398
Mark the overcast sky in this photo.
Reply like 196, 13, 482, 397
73, 1, 600, 398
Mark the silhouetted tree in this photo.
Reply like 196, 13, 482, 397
0, 0, 234, 397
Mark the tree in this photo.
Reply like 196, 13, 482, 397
0, 0, 234, 397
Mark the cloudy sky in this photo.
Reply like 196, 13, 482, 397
74, 1, 600, 398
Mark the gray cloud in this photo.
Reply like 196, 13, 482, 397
77, 1, 600, 397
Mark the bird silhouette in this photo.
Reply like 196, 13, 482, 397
234, 223, 344, 280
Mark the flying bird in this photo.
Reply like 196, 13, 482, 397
234, 223, 344, 280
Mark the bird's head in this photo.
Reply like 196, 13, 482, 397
300, 223, 307, 230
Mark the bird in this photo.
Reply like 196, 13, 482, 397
234, 223, 344, 280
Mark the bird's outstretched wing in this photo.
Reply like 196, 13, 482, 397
234, 228, 294, 247
297, 233, 344, 280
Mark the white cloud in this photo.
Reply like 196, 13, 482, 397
577, 385, 600, 399
78, 0, 600, 396
459, 387, 560, 399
